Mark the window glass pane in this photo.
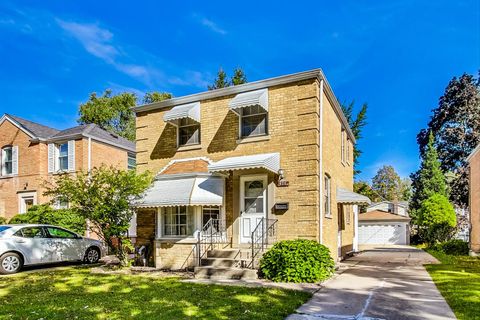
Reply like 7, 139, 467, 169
2, 147, 13, 175
128, 153, 136, 170
245, 198, 264, 213
163, 206, 194, 236
59, 157, 68, 170
245, 180, 264, 198
47, 227, 76, 238
202, 207, 220, 228
241, 114, 267, 137
3, 148, 12, 161
59, 143, 68, 157
17, 227, 44, 238
179, 125, 200, 146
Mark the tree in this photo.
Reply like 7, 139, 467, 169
354, 181, 380, 203
417, 72, 480, 205
78, 90, 137, 141
371, 165, 402, 201
231, 67, 247, 85
410, 132, 448, 221
418, 194, 456, 245
399, 178, 412, 202
208, 67, 230, 90
44, 166, 153, 266
143, 91, 173, 104
341, 101, 368, 176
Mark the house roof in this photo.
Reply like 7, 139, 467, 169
1, 113, 135, 152
50, 123, 135, 152
133, 68, 356, 143
5, 114, 60, 140
359, 210, 411, 222
466, 143, 480, 163
159, 158, 210, 175
368, 200, 408, 209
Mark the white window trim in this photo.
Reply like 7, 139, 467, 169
324, 175, 332, 218
157, 206, 201, 239
346, 138, 351, 165
1, 146, 14, 176
177, 120, 201, 148
50, 140, 75, 173
238, 107, 269, 139
18, 192, 37, 214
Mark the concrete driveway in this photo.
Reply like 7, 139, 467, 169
287, 245, 456, 320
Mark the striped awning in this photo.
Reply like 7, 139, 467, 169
163, 102, 200, 123
208, 153, 280, 174
337, 188, 371, 205
229, 89, 268, 113
135, 174, 223, 208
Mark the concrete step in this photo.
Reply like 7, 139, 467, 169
194, 266, 258, 280
207, 249, 241, 259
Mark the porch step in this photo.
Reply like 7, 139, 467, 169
201, 257, 249, 268
207, 249, 241, 259
194, 266, 258, 280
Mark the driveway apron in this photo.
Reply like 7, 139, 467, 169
287, 246, 456, 320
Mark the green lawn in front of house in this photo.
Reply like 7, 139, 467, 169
0, 266, 311, 320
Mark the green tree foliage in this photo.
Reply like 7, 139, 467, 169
410, 132, 448, 221
371, 165, 402, 201
341, 101, 368, 175
208, 67, 230, 90
142, 91, 173, 104
231, 67, 247, 85
208, 67, 248, 90
418, 194, 456, 244
259, 240, 335, 283
44, 166, 153, 265
417, 72, 480, 205
8, 204, 86, 234
0, 217, 7, 224
78, 90, 137, 141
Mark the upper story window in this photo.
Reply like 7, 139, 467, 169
1, 146, 18, 176
58, 143, 69, 171
128, 153, 136, 170
347, 137, 351, 164
341, 129, 346, 164
240, 105, 268, 138
178, 118, 200, 146
48, 140, 75, 173
324, 174, 331, 217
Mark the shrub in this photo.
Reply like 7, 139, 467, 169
259, 239, 335, 283
418, 194, 456, 244
9, 204, 86, 234
0, 216, 7, 225
433, 239, 469, 256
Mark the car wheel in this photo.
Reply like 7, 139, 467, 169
0, 252, 23, 274
84, 247, 100, 264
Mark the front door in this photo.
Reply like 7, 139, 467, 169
239, 175, 267, 243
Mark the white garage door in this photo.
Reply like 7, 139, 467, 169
358, 223, 407, 245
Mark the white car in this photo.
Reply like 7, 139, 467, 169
0, 224, 106, 274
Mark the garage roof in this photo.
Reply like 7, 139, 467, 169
359, 210, 411, 222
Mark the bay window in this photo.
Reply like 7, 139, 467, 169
163, 206, 194, 237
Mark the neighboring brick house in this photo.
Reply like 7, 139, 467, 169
0, 114, 136, 220
467, 144, 480, 254
133, 69, 370, 274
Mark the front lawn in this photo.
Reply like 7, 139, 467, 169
425, 250, 480, 320
0, 267, 311, 320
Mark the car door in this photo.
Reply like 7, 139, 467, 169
44, 227, 83, 261
12, 227, 50, 264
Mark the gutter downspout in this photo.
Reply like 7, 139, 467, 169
319, 79, 324, 244
86, 137, 92, 238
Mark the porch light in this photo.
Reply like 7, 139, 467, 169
278, 168, 285, 179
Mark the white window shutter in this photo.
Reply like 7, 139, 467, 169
12, 146, 18, 175
68, 140, 75, 171
48, 143, 55, 173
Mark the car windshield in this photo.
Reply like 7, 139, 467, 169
0, 226, 11, 234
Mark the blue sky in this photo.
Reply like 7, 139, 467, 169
0, 1, 479, 181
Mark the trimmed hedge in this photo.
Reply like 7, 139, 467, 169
0, 216, 7, 225
9, 204, 86, 234
259, 239, 335, 283
432, 239, 469, 256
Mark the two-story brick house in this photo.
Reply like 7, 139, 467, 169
0, 114, 136, 220
132, 69, 370, 273
467, 144, 480, 254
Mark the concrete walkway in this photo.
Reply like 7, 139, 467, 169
287, 245, 456, 320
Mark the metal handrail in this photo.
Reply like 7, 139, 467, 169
197, 218, 227, 266
250, 218, 278, 269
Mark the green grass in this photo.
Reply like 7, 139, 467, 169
424, 249, 480, 320
0, 267, 311, 320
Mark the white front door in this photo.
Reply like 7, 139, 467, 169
239, 175, 267, 243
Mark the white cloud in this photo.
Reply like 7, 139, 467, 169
192, 14, 226, 35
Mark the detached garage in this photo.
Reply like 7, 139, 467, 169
358, 210, 411, 245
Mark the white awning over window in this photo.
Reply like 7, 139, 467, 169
135, 174, 223, 208
337, 188, 371, 205
229, 89, 268, 113
163, 102, 201, 124
208, 152, 280, 174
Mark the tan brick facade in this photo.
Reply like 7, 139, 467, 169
469, 147, 480, 253
0, 119, 132, 220
135, 71, 358, 269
